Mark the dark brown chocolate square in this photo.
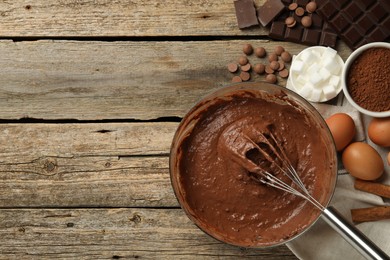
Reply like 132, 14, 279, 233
286, 27, 303, 41
311, 13, 323, 27
383, 18, 390, 33
320, 2, 338, 19
320, 32, 338, 46
344, 27, 362, 47
269, 21, 287, 40
357, 16, 375, 34
370, 3, 387, 22
358, 0, 376, 9
344, 2, 362, 22
332, 14, 350, 31
257, 0, 285, 27
303, 30, 321, 44
369, 27, 387, 41
234, 0, 259, 29
333, 0, 349, 9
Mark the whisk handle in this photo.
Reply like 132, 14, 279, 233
322, 206, 389, 260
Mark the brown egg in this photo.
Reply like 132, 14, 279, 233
368, 117, 390, 147
326, 113, 356, 151
342, 142, 384, 180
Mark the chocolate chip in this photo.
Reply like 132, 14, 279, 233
240, 71, 251, 81
241, 63, 251, 72
288, 3, 298, 11
285, 16, 296, 28
265, 65, 274, 74
268, 53, 278, 62
253, 63, 265, 74
238, 56, 248, 66
301, 16, 312, 28
281, 51, 292, 62
254, 47, 266, 58
265, 74, 277, 83
295, 7, 305, 17
278, 68, 289, 78
270, 60, 280, 70
306, 1, 317, 13
232, 76, 243, 82
243, 44, 253, 55
228, 44, 292, 85
274, 46, 284, 56
227, 63, 238, 73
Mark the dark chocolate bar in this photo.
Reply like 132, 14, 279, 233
269, 0, 338, 48
316, 0, 390, 50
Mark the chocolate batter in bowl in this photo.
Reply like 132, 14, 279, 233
170, 82, 337, 248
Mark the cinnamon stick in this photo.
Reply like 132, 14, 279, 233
354, 179, 390, 199
351, 206, 390, 223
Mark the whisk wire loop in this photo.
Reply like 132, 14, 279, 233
245, 131, 325, 211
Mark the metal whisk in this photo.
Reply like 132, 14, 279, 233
229, 130, 389, 260
244, 131, 325, 211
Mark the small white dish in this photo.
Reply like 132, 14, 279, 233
341, 42, 390, 118
288, 46, 344, 103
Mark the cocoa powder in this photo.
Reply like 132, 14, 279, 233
347, 47, 390, 112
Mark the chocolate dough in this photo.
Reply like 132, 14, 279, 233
171, 84, 336, 247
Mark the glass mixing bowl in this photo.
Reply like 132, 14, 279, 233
170, 82, 338, 248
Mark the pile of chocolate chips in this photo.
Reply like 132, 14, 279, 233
227, 44, 292, 84
285, 1, 317, 28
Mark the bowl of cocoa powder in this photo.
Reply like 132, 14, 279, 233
342, 42, 390, 117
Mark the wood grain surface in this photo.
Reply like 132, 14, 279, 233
0, 0, 263, 37
0, 0, 359, 258
0, 208, 294, 259
0, 122, 297, 258
0, 40, 351, 120
0, 123, 176, 208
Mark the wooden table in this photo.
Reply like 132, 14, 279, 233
0, 1, 352, 258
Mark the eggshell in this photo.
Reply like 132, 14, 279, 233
342, 142, 384, 180
368, 117, 390, 147
326, 113, 356, 151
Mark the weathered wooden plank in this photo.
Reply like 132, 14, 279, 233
0, 123, 178, 207
0, 40, 352, 120
0, 122, 176, 159
0, 0, 266, 37
0, 155, 177, 208
0, 208, 297, 259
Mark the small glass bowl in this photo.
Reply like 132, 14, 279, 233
169, 82, 338, 248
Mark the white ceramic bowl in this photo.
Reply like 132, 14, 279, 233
288, 46, 344, 103
341, 42, 390, 118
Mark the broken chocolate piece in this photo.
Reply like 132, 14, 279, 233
234, 0, 259, 29
257, 0, 285, 27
